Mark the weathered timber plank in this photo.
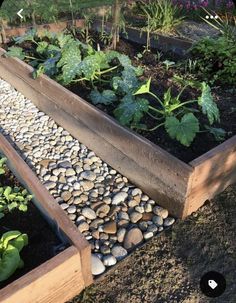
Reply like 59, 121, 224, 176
0, 247, 84, 303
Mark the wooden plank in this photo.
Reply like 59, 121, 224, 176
93, 21, 192, 57
0, 49, 193, 217
2, 19, 84, 39
0, 246, 85, 303
0, 133, 93, 286
183, 136, 236, 217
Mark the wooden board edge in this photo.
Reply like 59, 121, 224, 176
0, 246, 86, 303
189, 135, 236, 167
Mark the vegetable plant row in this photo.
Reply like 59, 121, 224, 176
0, 156, 31, 282
7, 29, 224, 148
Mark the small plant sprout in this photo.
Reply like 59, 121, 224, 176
163, 60, 175, 71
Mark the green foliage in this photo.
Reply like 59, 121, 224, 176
0, 157, 7, 175
90, 89, 117, 105
191, 36, 236, 85
114, 94, 149, 126
0, 231, 28, 282
7, 30, 224, 147
198, 82, 220, 125
162, 60, 175, 71
6, 47, 25, 60
0, 186, 32, 219
133, 77, 222, 146
0, 0, 115, 25
139, 0, 184, 33
165, 113, 199, 147
204, 125, 226, 142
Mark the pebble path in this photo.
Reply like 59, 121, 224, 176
0, 79, 175, 275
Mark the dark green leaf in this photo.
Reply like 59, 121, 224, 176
165, 113, 199, 146
114, 94, 149, 126
198, 82, 220, 125
7, 47, 25, 60
90, 90, 117, 105
205, 125, 226, 141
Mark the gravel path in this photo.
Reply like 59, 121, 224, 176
0, 78, 175, 275
71, 185, 236, 303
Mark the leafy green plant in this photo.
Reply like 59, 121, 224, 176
191, 35, 236, 85
129, 77, 222, 146
202, 9, 236, 41
6, 30, 225, 147
0, 186, 32, 219
0, 231, 28, 282
0, 157, 7, 175
163, 60, 175, 71
0, 155, 32, 219
139, 0, 184, 34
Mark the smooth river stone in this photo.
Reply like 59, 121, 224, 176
123, 228, 143, 250
91, 254, 105, 275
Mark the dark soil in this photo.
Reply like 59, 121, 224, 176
70, 184, 236, 303
0, 167, 63, 289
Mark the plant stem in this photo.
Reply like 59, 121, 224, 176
147, 111, 163, 120
98, 65, 118, 75
148, 105, 163, 115
148, 122, 165, 132
148, 91, 164, 108
72, 77, 88, 83
25, 55, 41, 60
170, 99, 197, 112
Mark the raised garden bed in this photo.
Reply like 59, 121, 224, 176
0, 133, 92, 303
0, 47, 235, 220
93, 21, 193, 57
0, 19, 84, 44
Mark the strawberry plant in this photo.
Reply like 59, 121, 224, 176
0, 231, 28, 282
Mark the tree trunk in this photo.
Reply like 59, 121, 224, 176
111, 0, 121, 50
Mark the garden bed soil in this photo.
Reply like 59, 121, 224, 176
0, 164, 63, 289
0, 204, 63, 289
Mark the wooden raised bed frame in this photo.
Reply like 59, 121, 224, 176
0, 49, 235, 219
0, 19, 84, 43
93, 21, 193, 57
0, 133, 92, 303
